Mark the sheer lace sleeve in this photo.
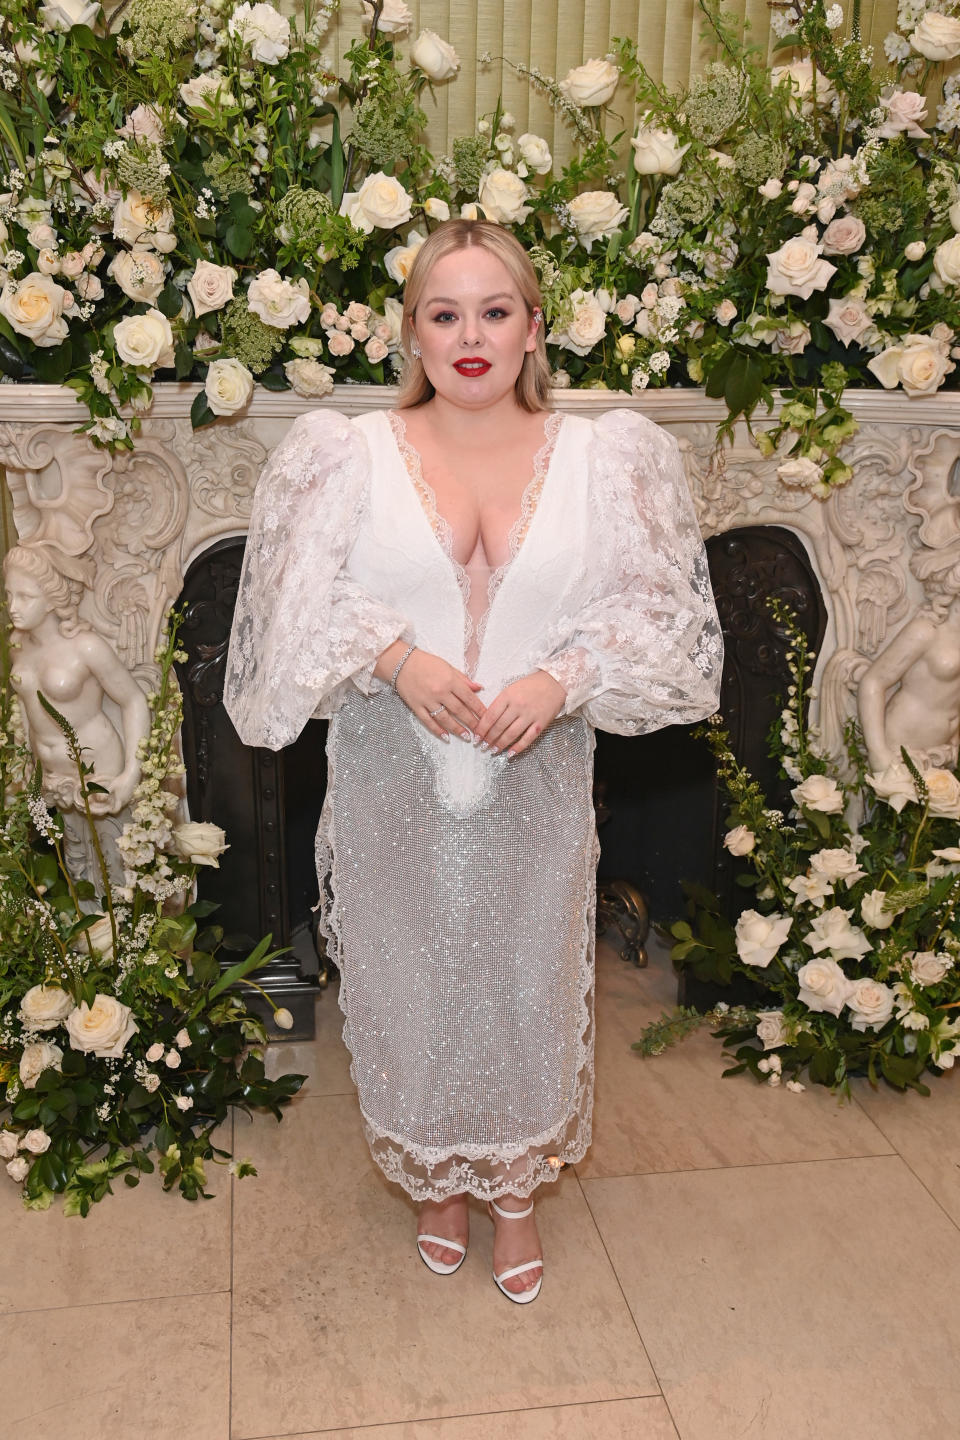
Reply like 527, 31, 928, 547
537, 409, 723, 735
224, 409, 411, 750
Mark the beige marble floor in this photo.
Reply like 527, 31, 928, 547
3, 936, 959, 1440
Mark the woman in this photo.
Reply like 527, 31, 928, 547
225, 220, 723, 1303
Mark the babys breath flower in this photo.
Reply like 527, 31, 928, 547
826, 5, 844, 29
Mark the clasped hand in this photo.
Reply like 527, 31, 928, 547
394, 649, 566, 757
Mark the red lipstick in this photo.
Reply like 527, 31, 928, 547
453, 358, 491, 375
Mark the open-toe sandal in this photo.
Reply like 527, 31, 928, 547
416, 1232, 467, 1275
488, 1199, 543, 1304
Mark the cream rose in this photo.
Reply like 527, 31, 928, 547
384, 229, 427, 284
796, 957, 852, 1017
284, 358, 335, 398
204, 358, 253, 416
723, 825, 756, 856
145, 1041, 164, 1063
478, 168, 531, 225
766, 236, 836, 300
846, 978, 896, 1032
715, 298, 738, 326
567, 191, 629, 250
20, 1128, 52, 1155
40, 0, 99, 29
36, 248, 60, 276
361, 0, 411, 33
868, 335, 955, 396
0, 1132, 18, 1159
118, 103, 165, 145
0, 272, 70, 347
771, 60, 836, 108
75, 272, 103, 303
860, 890, 897, 931
179, 73, 235, 111
19, 984, 76, 1031
327, 330, 355, 357
107, 249, 166, 304
113, 191, 175, 248
803, 906, 872, 962
923, 768, 960, 819
631, 117, 689, 176
560, 57, 619, 107
19, 1040, 64, 1089
171, 820, 230, 865
791, 774, 844, 813
933, 236, 960, 290
734, 909, 794, 968
909, 951, 953, 986
809, 848, 865, 887
113, 308, 175, 370
187, 260, 237, 318
228, 2, 290, 63
341, 172, 414, 234
423, 197, 451, 222
877, 89, 929, 139
517, 133, 552, 176
6, 1157, 30, 1183
246, 269, 310, 329
410, 29, 459, 81
866, 760, 919, 812
64, 994, 138, 1058
771, 320, 811, 355
777, 457, 826, 493
546, 288, 606, 356
75, 915, 115, 962
910, 12, 960, 61
824, 295, 875, 347
365, 336, 389, 365
756, 1010, 789, 1050
820, 216, 866, 256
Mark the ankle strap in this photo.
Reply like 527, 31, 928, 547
491, 1199, 534, 1220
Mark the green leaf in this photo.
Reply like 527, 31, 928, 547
190, 390, 217, 430
703, 347, 735, 400
224, 224, 254, 260
156, 282, 183, 319
175, 343, 195, 380
190, 951, 220, 987
259, 369, 289, 392
32, 340, 74, 384
207, 934, 291, 1001
724, 352, 765, 420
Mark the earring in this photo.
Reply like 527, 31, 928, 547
410, 340, 421, 358
533, 308, 543, 328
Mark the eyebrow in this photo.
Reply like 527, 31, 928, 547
423, 292, 516, 305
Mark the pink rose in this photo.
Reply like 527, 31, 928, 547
821, 216, 866, 256
876, 90, 929, 139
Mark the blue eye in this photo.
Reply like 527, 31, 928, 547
432, 311, 456, 323
486, 307, 508, 319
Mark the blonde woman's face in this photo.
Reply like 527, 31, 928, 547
412, 247, 538, 410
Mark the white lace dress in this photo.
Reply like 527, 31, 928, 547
225, 406, 723, 1201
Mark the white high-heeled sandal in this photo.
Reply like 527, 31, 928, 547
416, 1233, 467, 1275
488, 1199, 543, 1304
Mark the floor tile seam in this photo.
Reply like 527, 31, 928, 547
578, 1147, 899, 1183
0, 1285, 233, 1319
229, 1392, 670, 1439
849, 1092, 960, 1238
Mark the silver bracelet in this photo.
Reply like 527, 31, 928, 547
390, 644, 416, 689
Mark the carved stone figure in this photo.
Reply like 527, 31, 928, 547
3, 543, 150, 814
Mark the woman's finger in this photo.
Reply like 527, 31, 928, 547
506, 720, 541, 758
487, 711, 527, 752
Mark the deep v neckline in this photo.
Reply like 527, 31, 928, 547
386, 409, 565, 666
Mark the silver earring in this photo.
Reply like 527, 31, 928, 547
533, 308, 543, 328
410, 340, 421, 358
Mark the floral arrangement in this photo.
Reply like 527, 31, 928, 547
0, 0, 960, 485
0, 612, 304, 1213
642, 603, 960, 1096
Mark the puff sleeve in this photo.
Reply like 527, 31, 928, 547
537, 409, 723, 734
224, 409, 411, 750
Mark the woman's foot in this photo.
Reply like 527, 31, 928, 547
489, 1195, 543, 1297
417, 1193, 470, 1270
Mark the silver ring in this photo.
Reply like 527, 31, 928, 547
428, 704, 446, 717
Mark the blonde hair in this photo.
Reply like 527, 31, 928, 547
396, 219, 552, 413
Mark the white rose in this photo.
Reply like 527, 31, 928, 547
766, 236, 836, 301
796, 957, 853, 1017
567, 191, 629, 251
734, 909, 794, 968
791, 774, 844, 813
175, 1028, 191, 1049
787, 871, 835, 907
0, 1131, 19, 1158
820, 216, 866, 256
118, 104, 165, 145
19, 1040, 64, 1089
546, 288, 606, 356
187, 260, 237, 317
0, 272, 70, 347
715, 298, 738, 326
631, 117, 689, 176
771, 320, 811, 355
203, 356, 253, 416
19, 984, 76, 1031
247, 269, 310, 329
824, 295, 875, 347
36, 248, 60, 276
877, 89, 929, 139
866, 760, 919, 813
179, 73, 235, 110
20, 1127, 52, 1154
341, 172, 414, 233
777, 457, 826, 493
809, 848, 865, 887
174, 1094, 194, 1111
64, 994, 138, 1058
756, 1010, 789, 1050
933, 236, 960, 290
410, 29, 459, 81
227, 2, 290, 64
868, 335, 956, 395
113, 308, 175, 370
75, 273, 104, 303
759, 179, 783, 200
384, 229, 427, 284
327, 330, 355, 357
171, 820, 229, 865
517, 133, 552, 175
6, 1157, 31, 1183
145, 1041, 165, 1062
771, 60, 836, 108
923, 768, 960, 819
107, 249, 166, 303
846, 978, 896, 1032
478, 168, 531, 225
907, 951, 953, 986
164, 1049, 181, 1069
423, 197, 451, 221
365, 336, 389, 365
904, 241, 926, 262
803, 906, 872, 962
559, 57, 619, 107
459, 202, 480, 221
362, 0, 411, 34
113, 191, 175, 248
284, 358, 335, 398
910, 12, 960, 61
40, 0, 100, 29
13, 40, 56, 96
723, 825, 756, 856
860, 890, 898, 930
72, 914, 115, 963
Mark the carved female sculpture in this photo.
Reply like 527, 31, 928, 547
858, 544, 960, 773
4, 544, 150, 813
